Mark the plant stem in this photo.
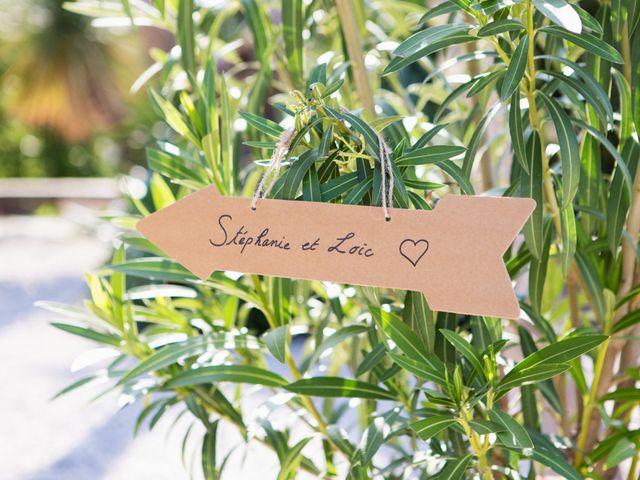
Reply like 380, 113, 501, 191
620, 20, 632, 83
335, 0, 376, 119
524, 1, 561, 235
574, 311, 613, 467
459, 409, 493, 480
628, 452, 639, 480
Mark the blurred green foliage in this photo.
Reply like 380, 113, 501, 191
0, 0, 157, 177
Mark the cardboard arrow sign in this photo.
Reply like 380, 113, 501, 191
137, 185, 535, 319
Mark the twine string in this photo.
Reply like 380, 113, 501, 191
377, 133, 394, 221
251, 128, 296, 210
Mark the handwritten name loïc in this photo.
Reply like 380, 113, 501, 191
209, 214, 374, 257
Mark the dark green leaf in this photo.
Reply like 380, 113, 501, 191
489, 409, 533, 449
612, 309, 640, 334
501, 36, 528, 101
393, 24, 473, 57
439, 329, 484, 378
384, 34, 477, 75
438, 455, 473, 480
375, 308, 429, 363
499, 334, 607, 390
411, 414, 457, 440
540, 25, 623, 63
282, 0, 304, 87
285, 377, 396, 399
539, 92, 580, 208
166, 365, 288, 388
403, 291, 435, 353
520, 132, 545, 260
239, 111, 284, 137
477, 19, 523, 37
509, 90, 528, 173
396, 145, 465, 167
50, 323, 121, 347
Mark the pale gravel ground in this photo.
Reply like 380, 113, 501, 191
0, 212, 303, 480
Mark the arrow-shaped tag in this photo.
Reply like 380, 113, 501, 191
137, 185, 534, 319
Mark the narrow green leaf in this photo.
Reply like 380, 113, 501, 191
439, 329, 485, 378
281, 150, 319, 200
239, 111, 284, 137
499, 334, 607, 389
539, 92, 580, 208
501, 36, 528, 101
607, 141, 640, 255
612, 309, 640, 334
356, 343, 387, 377
375, 308, 429, 363
412, 124, 448, 150
520, 132, 545, 259
50, 323, 121, 347
360, 409, 399, 465
497, 363, 570, 392
439, 161, 475, 195
202, 422, 219, 480
282, 0, 304, 87
527, 430, 582, 480
320, 172, 360, 201
600, 387, 640, 402
575, 251, 607, 321
120, 333, 262, 384
403, 291, 435, 353
150, 172, 175, 210
509, 90, 528, 173
277, 437, 313, 480
383, 34, 477, 75
388, 352, 446, 385
541, 70, 612, 125
166, 365, 288, 388
467, 70, 504, 97
393, 24, 473, 57
270, 277, 292, 326
489, 409, 533, 449
411, 415, 457, 440
603, 438, 636, 470
438, 455, 473, 480
540, 25, 623, 63
241, 0, 270, 63
396, 145, 465, 167
150, 90, 200, 147
177, 0, 196, 77
477, 19, 523, 37
263, 326, 287, 363
285, 377, 396, 400
573, 4, 602, 33
529, 219, 553, 315
558, 192, 576, 275
302, 163, 322, 202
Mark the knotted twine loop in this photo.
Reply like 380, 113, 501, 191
251, 128, 296, 211
377, 133, 394, 221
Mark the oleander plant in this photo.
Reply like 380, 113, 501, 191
44, 0, 640, 478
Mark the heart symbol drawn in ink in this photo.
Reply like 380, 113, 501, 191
399, 239, 430, 267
